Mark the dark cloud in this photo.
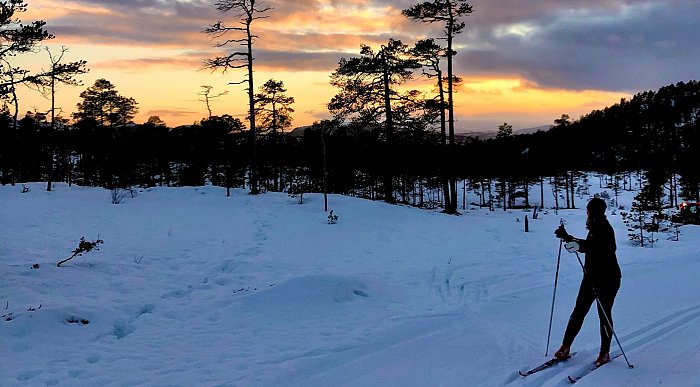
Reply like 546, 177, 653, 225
76, 0, 160, 7
69, 0, 213, 15
255, 49, 349, 71
46, 0, 698, 93
47, 1, 215, 47
452, 0, 699, 92
93, 49, 346, 73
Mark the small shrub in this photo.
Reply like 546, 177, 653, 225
57, 237, 104, 267
327, 210, 339, 224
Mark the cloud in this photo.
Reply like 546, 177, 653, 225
452, 0, 699, 92
41, 0, 408, 48
93, 55, 204, 70
33, 0, 700, 96
93, 49, 347, 73
47, 14, 212, 48
255, 50, 351, 72
144, 108, 199, 118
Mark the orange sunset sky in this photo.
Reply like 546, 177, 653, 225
15, 0, 698, 132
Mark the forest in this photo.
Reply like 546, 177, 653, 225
1, 79, 698, 208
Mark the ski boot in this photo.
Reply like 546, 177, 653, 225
554, 345, 571, 359
594, 352, 610, 367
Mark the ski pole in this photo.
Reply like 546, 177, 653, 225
545, 236, 564, 357
573, 251, 634, 368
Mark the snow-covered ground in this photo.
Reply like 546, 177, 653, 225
1, 182, 699, 386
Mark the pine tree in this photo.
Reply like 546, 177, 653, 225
204, 0, 271, 195
403, 0, 474, 214
329, 39, 420, 204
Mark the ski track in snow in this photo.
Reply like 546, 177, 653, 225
513, 303, 700, 386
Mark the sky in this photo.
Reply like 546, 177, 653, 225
2, 180, 700, 385
16, 0, 700, 131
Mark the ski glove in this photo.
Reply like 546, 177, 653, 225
554, 225, 574, 242
564, 241, 580, 253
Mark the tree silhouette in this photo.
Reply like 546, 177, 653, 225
496, 122, 513, 139
0, 0, 50, 98
411, 38, 451, 209
254, 79, 294, 191
39, 46, 88, 192
255, 79, 294, 136
0, 1, 86, 185
204, 0, 271, 195
145, 115, 167, 127
198, 85, 228, 119
329, 39, 420, 203
73, 79, 138, 128
403, 0, 475, 214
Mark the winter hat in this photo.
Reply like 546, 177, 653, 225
587, 197, 607, 215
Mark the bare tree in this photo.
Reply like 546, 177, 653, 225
204, 0, 271, 195
311, 120, 339, 212
39, 46, 88, 191
198, 85, 228, 119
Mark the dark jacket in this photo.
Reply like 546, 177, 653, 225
576, 216, 622, 286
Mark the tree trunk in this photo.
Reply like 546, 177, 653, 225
502, 178, 507, 211
570, 172, 575, 208
437, 71, 451, 211
564, 173, 570, 208
445, 15, 458, 214
246, 21, 258, 195
381, 49, 395, 204
524, 181, 530, 207
488, 178, 493, 211
272, 101, 279, 192
47, 73, 55, 192
322, 132, 328, 212
10, 83, 18, 186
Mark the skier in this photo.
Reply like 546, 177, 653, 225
553, 197, 622, 367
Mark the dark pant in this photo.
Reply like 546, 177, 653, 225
562, 276, 620, 354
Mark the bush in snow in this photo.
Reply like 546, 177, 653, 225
327, 210, 338, 224
665, 222, 681, 242
111, 187, 137, 204
288, 176, 311, 204
620, 206, 658, 248
57, 237, 104, 267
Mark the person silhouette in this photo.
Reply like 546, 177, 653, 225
553, 197, 622, 366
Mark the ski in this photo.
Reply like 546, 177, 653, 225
518, 352, 577, 377
567, 353, 623, 383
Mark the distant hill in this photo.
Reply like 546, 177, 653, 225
287, 124, 553, 141
288, 125, 311, 137
517, 124, 553, 135
455, 124, 553, 142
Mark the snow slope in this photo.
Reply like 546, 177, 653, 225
1, 183, 699, 386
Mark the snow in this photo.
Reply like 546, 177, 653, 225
1, 182, 699, 386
